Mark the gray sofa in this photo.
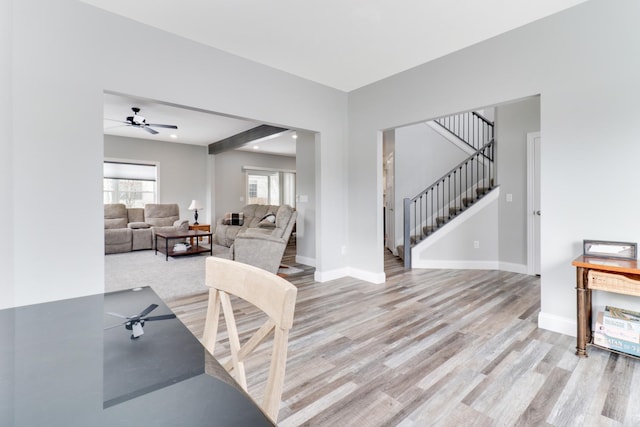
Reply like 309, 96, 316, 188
211, 204, 297, 274
104, 203, 189, 254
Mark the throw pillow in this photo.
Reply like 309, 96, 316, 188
258, 212, 276, 228
223, 212, 244, 226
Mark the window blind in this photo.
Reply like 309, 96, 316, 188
104, 161, 156, 181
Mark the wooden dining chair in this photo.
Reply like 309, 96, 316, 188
202, 257, 298, 422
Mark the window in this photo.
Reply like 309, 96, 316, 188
104, 161, 157, 208
245, 168, 295, 207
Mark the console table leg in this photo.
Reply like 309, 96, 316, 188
576, 267, 589, 357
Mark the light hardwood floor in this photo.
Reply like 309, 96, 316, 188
167, 249, 640, 426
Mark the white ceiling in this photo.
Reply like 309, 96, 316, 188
94, 0, 588, 156
103, 92, 298, 156
81, 0, 587, 91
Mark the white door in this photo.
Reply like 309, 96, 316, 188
385, 153, 395, 253
527, 132, 541, 275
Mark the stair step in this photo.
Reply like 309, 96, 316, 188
423, 225, 436, 235
462, 197, 475, 207
449, 207, 462, 216
476, 186, 493, 196
436, 216, 448, 226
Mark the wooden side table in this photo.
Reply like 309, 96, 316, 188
572, 255, 640, 357
189, 224, 211, 245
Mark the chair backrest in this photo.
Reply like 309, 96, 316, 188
104, 204, 128, 229
144, 203, 180, 226
202, 257, 297, 422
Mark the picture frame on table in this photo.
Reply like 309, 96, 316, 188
583, 239, 637, 260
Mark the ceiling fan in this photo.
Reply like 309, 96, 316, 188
105, 303, 176, 339
111, 107, 178, 135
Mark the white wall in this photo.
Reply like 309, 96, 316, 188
213, 150, 296, 219
5, 0, 347, 308
393, 122, 469, 250
495, 97, 541, 270
348, 0, 640, 336
104, 135, 208, 223
295, 131, 317, 266
0, 0, 12, 307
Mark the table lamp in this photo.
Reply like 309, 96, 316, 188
188, 200, 204, 225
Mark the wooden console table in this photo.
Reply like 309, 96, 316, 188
573, 255, 640, 357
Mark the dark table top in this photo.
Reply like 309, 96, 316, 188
155, 230, 212, 238
0, 287, 273, 427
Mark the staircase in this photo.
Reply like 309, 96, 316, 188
398, 111, 495, 268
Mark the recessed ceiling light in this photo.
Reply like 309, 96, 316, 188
253, 145, 259, 150
292, 133, 298, 139
170, 134, 177, 139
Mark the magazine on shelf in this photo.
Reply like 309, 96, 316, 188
593, 331, 640, 357
594, 311, 640, 343
173, 242, 192, 252
602, 305, 640, 333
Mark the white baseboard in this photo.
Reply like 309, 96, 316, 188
538, 311, 576, 337
295, 255, 316, 267
412, 260, 500, 270
314, 268, 349, 283
347, 268, 385, 284
499, 262, 529, 275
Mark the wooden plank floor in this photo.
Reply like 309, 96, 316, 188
167, 249, 640, 426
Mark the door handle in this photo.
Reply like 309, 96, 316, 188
535, 210, 541, 216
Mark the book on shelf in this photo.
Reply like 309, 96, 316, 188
593, 331, 640, 357
602, 305, 640, 333
173, 243, 191, 252
594, 311, 640, 343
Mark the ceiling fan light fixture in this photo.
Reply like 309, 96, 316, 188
132, 115, 146, 125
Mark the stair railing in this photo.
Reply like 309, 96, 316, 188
434, 111, 494, 155
403, 139, 495, 269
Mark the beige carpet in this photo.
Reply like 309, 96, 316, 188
105, 250, 208, 301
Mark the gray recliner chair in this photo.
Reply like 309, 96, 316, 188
144, 203, 190, 248
233, 204, 298, 274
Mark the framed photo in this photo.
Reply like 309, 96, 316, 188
583, 240, 637, 260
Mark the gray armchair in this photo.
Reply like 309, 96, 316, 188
233, 204, 298, 274
144, 203, 189, 248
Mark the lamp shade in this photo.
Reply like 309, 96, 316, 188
188, 200, 203, 210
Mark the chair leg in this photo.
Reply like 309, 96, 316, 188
202, 290, 221, 355
219, 291, 248, 391
262, 327, 290, 421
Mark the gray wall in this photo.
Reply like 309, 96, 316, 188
295, 131, 317, 266
104, 135, 208, 222
348, 0, 640, 335
496, 97, 541, 269
213, 150, 296, 220
5, 0, 347, 308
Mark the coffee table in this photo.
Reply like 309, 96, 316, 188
155, 230, 213, 261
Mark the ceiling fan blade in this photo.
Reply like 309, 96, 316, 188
138, 304, 159, 318
104, 322, 126, 331
106, 311, 128, 319
104, 124, 130, 130
105, 118, 130, 123
142, 314, 177, 322
147, 124, 178, 129
143, 126, 159, 135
